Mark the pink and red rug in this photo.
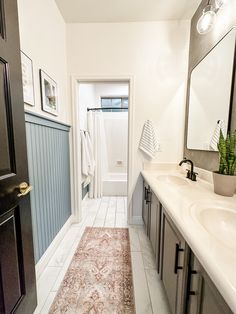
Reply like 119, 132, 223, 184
49, 227, 135, 313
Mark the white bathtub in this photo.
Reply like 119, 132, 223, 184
103, 173, 127, 196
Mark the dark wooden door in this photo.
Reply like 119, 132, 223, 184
0, 0, 37, 313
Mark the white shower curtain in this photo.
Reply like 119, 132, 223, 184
87, 111, 108, 198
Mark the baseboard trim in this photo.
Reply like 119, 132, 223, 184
129, 216, 143, 225
35, 215, 74, 280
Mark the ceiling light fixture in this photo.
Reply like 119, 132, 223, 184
196, 0, 226, 35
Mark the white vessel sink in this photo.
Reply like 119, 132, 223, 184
156, 175, 189, 186
191, 203, 236, 251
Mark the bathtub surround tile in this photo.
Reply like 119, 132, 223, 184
34, 197, 169, 314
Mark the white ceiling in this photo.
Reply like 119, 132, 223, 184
55, 0, 202, 23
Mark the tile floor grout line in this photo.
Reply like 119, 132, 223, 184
114, 196, 117, 227
92, 197, 104, 227
103, 196, 110, 227
37, 268, 62, 314
124, 196, 128, 225
80, 197, 102, 230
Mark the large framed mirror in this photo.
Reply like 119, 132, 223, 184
187, 27, 236, 151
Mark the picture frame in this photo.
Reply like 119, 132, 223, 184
21, 51, 35, 106
39, 69, 58, 116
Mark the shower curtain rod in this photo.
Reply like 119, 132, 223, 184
87, 107, 128, 111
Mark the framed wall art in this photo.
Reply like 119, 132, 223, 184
39, 69, 58, 116
21, 51, 35, 106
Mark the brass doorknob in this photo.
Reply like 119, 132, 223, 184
17, 182, 33, 197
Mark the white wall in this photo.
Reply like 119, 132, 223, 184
78, 84, 96, 130
94, 83, 129, 106
78, 82, 128, 129
17, 0, 70, 124
67, 21, 190, 218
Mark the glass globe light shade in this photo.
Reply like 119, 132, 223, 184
197, 5, 217, 34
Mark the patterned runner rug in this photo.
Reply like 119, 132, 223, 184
49, 227, 135, 313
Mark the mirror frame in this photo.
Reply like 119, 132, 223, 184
184, 0, 236, 172
186, 27, 236, 152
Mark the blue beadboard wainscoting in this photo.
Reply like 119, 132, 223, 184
25, 112, 71, 263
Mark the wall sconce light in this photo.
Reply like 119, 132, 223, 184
197, 0, 226, 34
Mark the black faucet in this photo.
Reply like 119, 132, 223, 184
179, 158, 198, 181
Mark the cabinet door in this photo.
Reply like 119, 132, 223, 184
150, 192, 157, 255
142, 181, 150, 236
186, 254, 233, 314
149, 193, 161, 272
162, 214, 187, 314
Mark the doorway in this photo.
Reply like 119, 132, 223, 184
71, 77, 134, 224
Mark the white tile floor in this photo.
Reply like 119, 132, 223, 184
34, 196, 170, 314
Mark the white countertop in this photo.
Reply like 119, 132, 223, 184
141, 166, 236, 312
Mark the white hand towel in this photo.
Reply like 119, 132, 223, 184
86, 132, 95, 176
83, 132, 95, 187
210, 120, 226, 151
81, 131, 89, 177
139, 120, 159, 159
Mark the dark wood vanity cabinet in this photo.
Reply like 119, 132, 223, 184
142, 179, 233, 314
186, 253, 233, 314
161, 211, 188, 314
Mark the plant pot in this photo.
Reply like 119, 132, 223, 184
213, 171, 236, 197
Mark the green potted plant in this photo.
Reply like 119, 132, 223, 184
213, 129, 236, 196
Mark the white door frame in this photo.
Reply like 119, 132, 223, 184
70, 75, 135, 223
